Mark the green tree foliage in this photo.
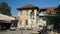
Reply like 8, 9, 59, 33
0, 2, 11, 16
56, 5, 60, 15
56, 5, 60, 27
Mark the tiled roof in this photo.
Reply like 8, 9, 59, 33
39, 7, 57, 10
17, 4, 38, 10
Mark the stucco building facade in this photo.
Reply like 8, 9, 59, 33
17, 4, 39, 29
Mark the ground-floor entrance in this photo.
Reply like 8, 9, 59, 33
0, 22, 11, 30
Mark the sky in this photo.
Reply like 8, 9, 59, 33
0, 0, 60, 17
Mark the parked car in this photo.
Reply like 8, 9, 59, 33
10, 26, 16, 31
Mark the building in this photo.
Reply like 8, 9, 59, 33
0, 13, 16, 29
37, 7, 57, 30
17, 4, 39, 29
17, 4, 57, 29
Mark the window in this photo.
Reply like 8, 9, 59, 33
22, 10, 25, 15
26, 20, 28, 25
31, 21, 34, 25
39, 25, 42, 28
30, 10, 35, 19
42, 17, 46, 20
37, 16, 46, 21
37, 16, 42, 20
26, 10, 29, 15
20, 10, 22, 15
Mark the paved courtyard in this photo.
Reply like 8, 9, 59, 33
0, 29, 59, 34
0, 29, 39, 34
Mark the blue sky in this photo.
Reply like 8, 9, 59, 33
0, 0, 60, 17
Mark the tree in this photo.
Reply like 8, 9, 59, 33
55, 4, 60, 27
56, 5, 60, 15
0, 2, 11, 16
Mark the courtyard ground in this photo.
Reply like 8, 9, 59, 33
0, 29, 59, 34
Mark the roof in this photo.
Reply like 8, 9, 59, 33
39, 7, 57, 10
0, 13, 15, 20
17, 4, 38, 10
38, 7, 57, 12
